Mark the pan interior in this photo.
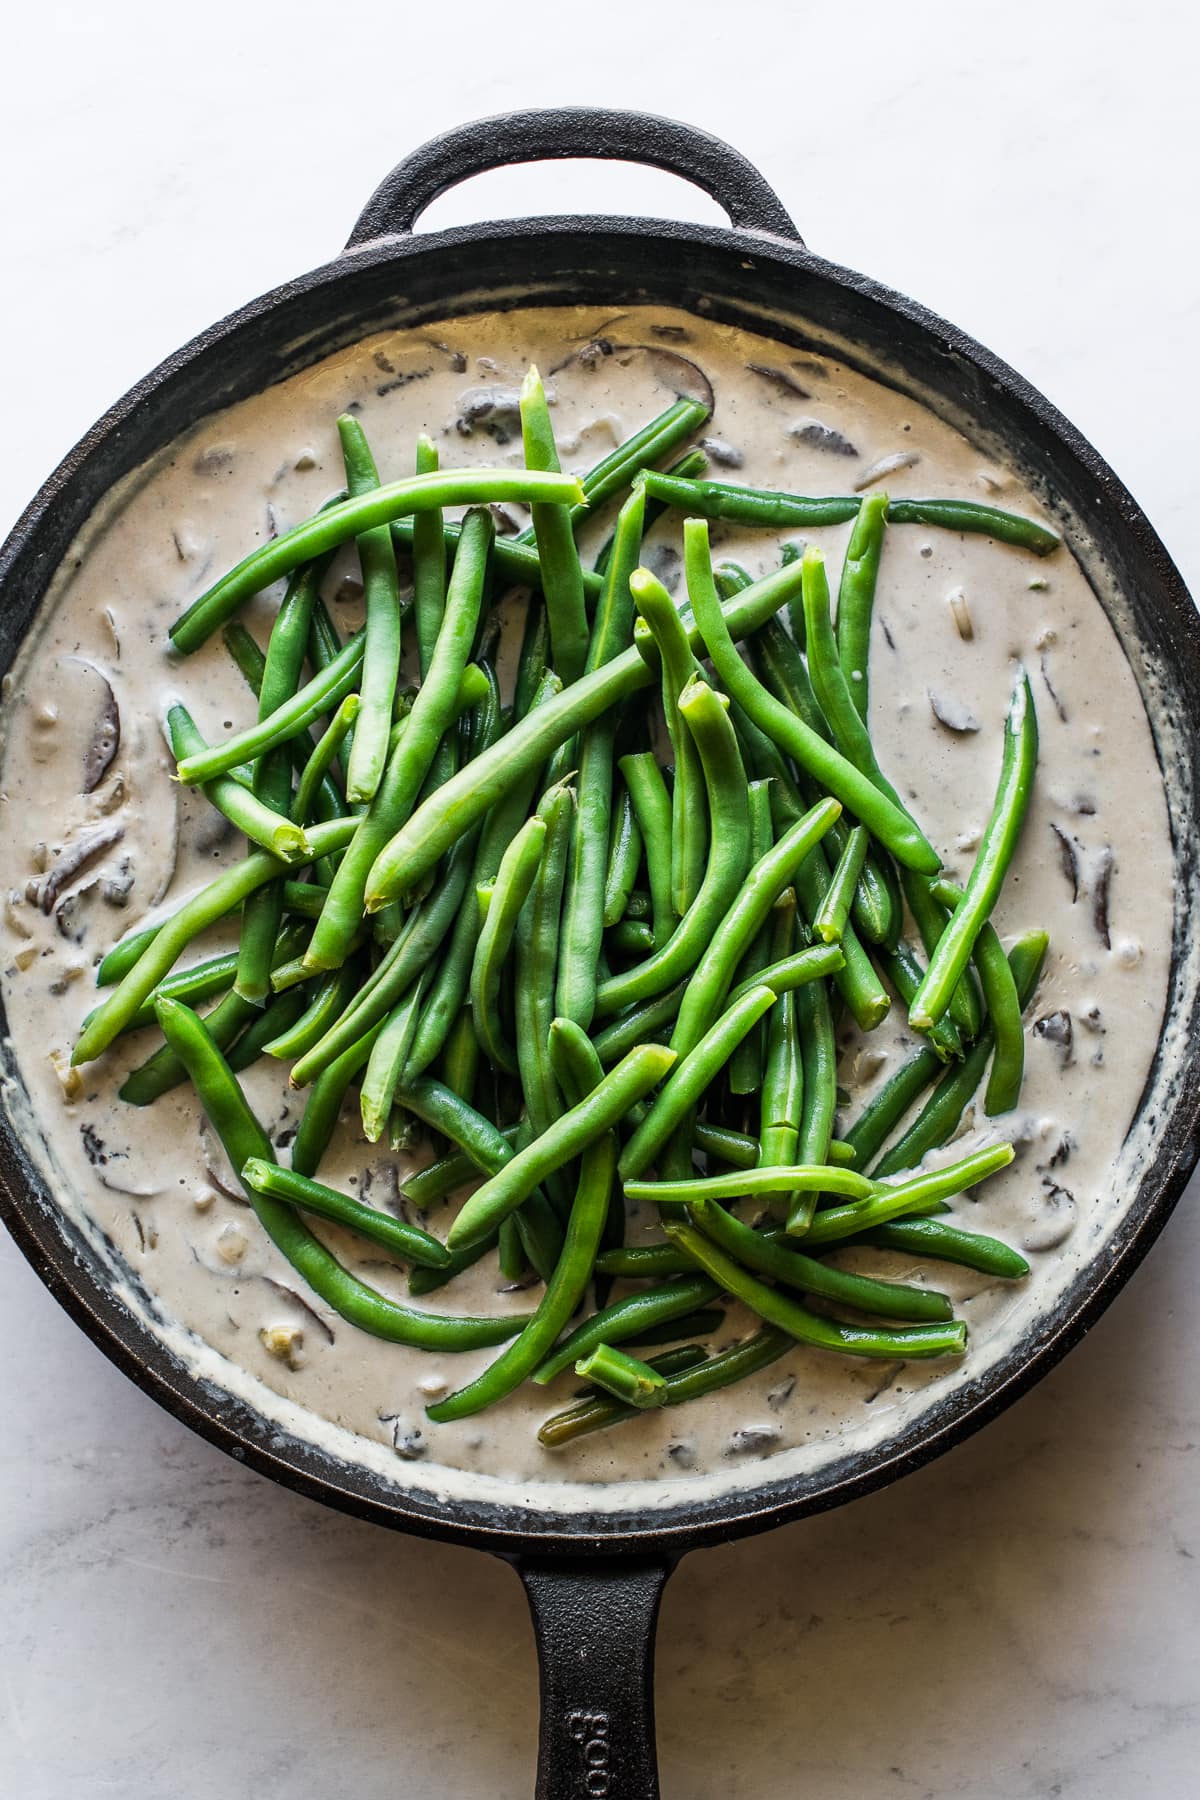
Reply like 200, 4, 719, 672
0, 253, 1194, 1536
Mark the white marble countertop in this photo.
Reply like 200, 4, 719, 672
2, 3, 1197, 1795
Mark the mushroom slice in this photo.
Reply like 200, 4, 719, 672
52, 656, 122, 792
788, 418, 858, 458
747, 362, 811, 401
928, 689, 980, 734
552, 341, 714, 414
37, 822, 125, 914
855, 450, 920, 491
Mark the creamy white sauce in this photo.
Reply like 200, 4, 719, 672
0, 305, 1175, 1512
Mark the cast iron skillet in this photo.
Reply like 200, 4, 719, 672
1, 109, 1198, 1799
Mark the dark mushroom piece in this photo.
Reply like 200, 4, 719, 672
1091, 847, 1115, 949
36, 822, 125, 914
1050, 824, 1080, 902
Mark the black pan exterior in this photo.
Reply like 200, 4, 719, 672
2, 202, 1198, 1560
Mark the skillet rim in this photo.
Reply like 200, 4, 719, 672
1, 208, 1197, 1557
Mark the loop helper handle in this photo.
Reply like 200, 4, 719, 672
345, 107, 802, 248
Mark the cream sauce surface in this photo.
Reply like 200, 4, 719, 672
0, 305, 1174, 1509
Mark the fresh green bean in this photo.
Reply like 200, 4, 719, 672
842, 1043, 943, 1170
636, 470, 1062, 555
364, 556, 819, 905
761, 987, 803, 1171
392, 516, 605, 603
871, 931, 1048, 1177
664, 1223, 966, 1359
621, 985, 777, 1179
448, 1043, 676, 1250
428, 1133, 618, 1422
120, 989, 258, 1106
401, 1127, 521, 1209
517, 395, 710, 544
814, 825, 868, 944
264, 961, 358, 1061
405, 668, 561, 1080
801, 1143, 1015, 1246
602, 780, 643, 928
521, 366, 589, 682
304, 511, 493, 971
170, 467, 583, 654
590, 981, 687, 1065
240, 1158, 450, 1268
532, 1273, 718, 1385
909, 673, 1038, 1031
595, 681, 752, 1017
625, 1166, 874, 1205
335, 416, 403, 804
853, 1216, 1030, 1279
411, 434, 446, 678
225, 988, 309, 1075
175, 633, 367, 789
670, 799, 840, 1058
167, 706, 311, 860
361, 977, 430, 1143
835, 493, 888, 719
689, 1200, 954, 1323
439, 1005, 481, 1106
547, 1016, 605, 1109
684, 521, 940, 874
616, 752, 674, 952
574, 1343, 667, 1408
292, 695, 358, 825
470, 814, 547, 1074
154, 999, 526, 1347
236, 553, 327, 1004
727, 779, 776, 1094
876, 941, 963, 1063
291, 829, 478, 1083
73, 817, 357, 1064
537, 1338, 780, 1446
731, 697, 892, 1026
932, 877, 1025, 1115
514, 780, 575, 1144
630, 567, 707, 915
291, 1022, 383, 1178
557, 488, 646, 1026
901, 869, 984, 1043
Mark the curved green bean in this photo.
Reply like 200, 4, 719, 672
428, 1133, 617, 1422
835, 492, 888, 719
684, 521, 940, 874
73, 817, 357, 1065
595, 680, 752, 1017
170, 467, 583, 654
636, 470, 1062, 555
470, 814, 547, 1074
521, 366, 588, 682
532, 1273, 718, 1385
621, 984, 778, 1179
909, 672, 1038, 1031
448, 1043, 675, 1251
689, 1200, 954, 1323
363, 556, 817, 906
154, 999, 526, 1348
670, 799, 840, 1058
240, 1158, 449, 1268
664, 1223, 967, 1360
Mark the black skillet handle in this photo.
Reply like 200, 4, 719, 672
344, 107, 802, 249
515, 1552, 678, 1800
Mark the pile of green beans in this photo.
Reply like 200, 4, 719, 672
75, 378, 1061, 1449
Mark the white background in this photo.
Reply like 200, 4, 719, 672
2, 2, 1198, 1795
